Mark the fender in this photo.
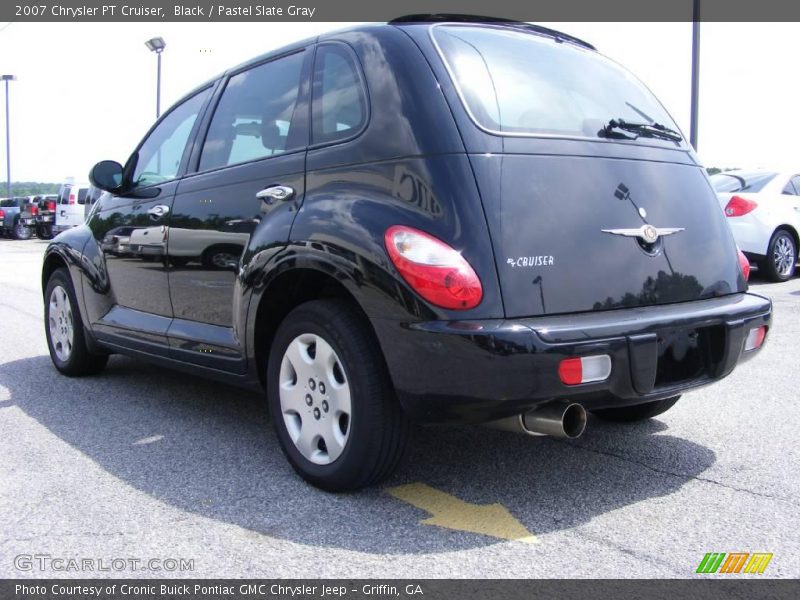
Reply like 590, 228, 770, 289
241, 240, 417, 373
42, 225, 102, 349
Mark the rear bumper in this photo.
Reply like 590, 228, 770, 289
372, 293, 772, 423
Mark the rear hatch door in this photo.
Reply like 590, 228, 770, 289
425, 22, 744, 318
470, 153, 743, 317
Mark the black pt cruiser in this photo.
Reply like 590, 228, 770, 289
42, 16, 772, 491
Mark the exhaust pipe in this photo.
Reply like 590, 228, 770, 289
487, 401, 587, 439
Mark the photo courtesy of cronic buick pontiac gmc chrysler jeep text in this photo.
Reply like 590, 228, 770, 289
41, 16, 773, 491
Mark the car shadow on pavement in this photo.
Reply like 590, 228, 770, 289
1, 354, 716, 554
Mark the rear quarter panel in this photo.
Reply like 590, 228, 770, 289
290, 26, 504, 322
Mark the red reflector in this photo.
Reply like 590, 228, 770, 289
725, 195, 757, 217
738, 249, 750, 281
744, 326, 767, 351
558, 358, 583, 386
559, 355, 612, 385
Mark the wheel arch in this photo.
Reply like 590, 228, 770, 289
42, 249, 70, 294
248, 263, 384, 389
773, 224, 800, 251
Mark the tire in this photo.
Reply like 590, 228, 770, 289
36, 224, 54, 240
44, 268, 109, 376
12, 221, 33, 240
592, 396, 680, 422
201, 245, 242, 270
169, 256, 192, 267
763, 229, 797, 282
267, 299, 410, 492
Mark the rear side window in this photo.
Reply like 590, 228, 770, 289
199, 51, 305, 171
432, 25, 679, 139
77, 188, 89, 204
710, 172, 777, 193
312, 44, 367, 144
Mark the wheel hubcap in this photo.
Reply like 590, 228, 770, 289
773, 236, 795, 277
279, 333, 351, 465
212, 252, 237, 269
48, 285, 74, 362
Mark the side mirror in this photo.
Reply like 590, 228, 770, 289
89, 160, 125, 193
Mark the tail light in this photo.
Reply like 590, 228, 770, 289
68, 194, 76, 205
725, 195, 757, 217
30, 205, 38, 215
558, 355, 612, 386
737, 249, 751, 281
384, 225, 483, 310
46, 201, 56, 211
0, 209, 4, 218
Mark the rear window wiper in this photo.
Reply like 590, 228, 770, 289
599, 118, 683, 143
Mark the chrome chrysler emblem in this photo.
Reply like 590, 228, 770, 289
602, 224, 685, 243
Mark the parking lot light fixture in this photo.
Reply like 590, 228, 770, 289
144, 37, 166, 118
2, 74, 15, 198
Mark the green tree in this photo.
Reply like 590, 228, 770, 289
7, 182, 61, 197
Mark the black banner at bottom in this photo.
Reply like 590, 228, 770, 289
2, 579, 799, 600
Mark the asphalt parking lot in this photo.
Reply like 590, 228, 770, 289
1, 237, 798, 578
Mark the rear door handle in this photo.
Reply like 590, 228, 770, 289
256, 185, 295, 205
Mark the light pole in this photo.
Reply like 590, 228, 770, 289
689, 0, 701, 151
2, 74, 15, 198
145, 37, 166, 118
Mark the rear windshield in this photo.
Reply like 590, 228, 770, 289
77, 188, 89, 204
710, 172, 777, 193
432, 25, 680, 140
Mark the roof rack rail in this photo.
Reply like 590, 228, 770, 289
389, 14, 596, 51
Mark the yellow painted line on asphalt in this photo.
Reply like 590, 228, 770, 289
386, 482, 537, 544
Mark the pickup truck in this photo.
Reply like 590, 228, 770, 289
0, 197, 36, 239
31, 194, 58, 239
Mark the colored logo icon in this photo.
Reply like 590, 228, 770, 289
696, 552, 773, 574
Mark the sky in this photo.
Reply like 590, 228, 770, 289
0, 21, 798, 183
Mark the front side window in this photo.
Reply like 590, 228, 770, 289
132, 88, 210, 187
312, 44, 367, 144
199, 51, 305, 172
433, 25, 680, 140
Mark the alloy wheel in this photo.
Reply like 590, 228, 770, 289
773, 235, 796, 278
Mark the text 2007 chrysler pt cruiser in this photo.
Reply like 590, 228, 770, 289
42, 16, 772, 491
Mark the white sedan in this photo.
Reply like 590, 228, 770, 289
711, 170, 800, 282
